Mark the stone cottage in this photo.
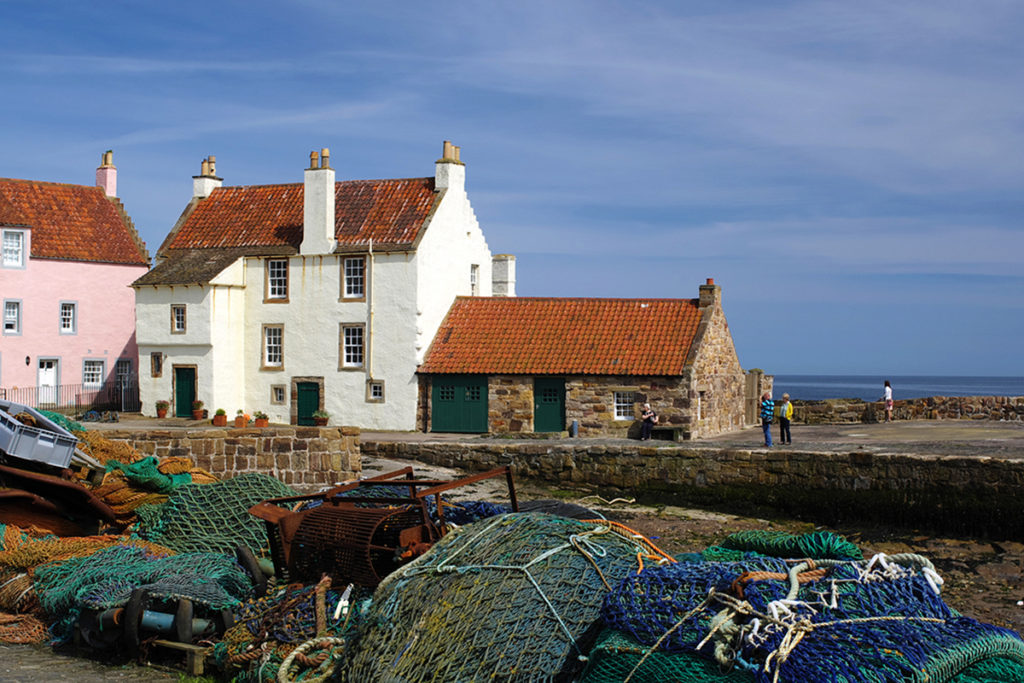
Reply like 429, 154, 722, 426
417, 278, 751, 438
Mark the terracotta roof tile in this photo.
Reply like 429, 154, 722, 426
0, 178, 148, 265
420, 297, 704, 376
164, 178, 437, 254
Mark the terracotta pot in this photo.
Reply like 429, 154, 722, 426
234, 416, 247, 428
191, 409, 204, 420
156, 408, 168, 419
254, 418, 269, 428
313, 417, 328, 426
213, 414, 227, 427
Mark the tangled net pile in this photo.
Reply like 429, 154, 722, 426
135, 473, 295, 555
582, 530, 1024, 683
346, 512, 673, 682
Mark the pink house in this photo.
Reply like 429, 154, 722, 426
0, 152, 149, 407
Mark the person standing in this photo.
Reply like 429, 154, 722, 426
882, 380, 893, 423
760, 392, 774, 447
640, 403, 658, 440
778, 393, 793, 444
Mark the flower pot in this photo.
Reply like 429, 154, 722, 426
192, 409, 204, 420
254, 418, 269, 428
156, 408, 168, 418
213, 414, 227, 427
313, 417, 328, 426
234, 416, 247, 428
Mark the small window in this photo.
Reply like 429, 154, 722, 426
151, 352, 163, 377
614, 391, 636, 420
171, 305, 186, 333
271, 385, 286, 404
3, 300, 21, 335
60, 302, 77, 334
438, 385, 456, 402
266, 259, 288, 301
83, 360, 105, 386
342, 257, 365, 299
263, 325, 283, 368
341, 324, 364, 368
470, 264, 479, 295
367, 380, 385, 402
2, 229, 25, 268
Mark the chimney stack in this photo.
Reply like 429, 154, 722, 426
193, 155, 223, 198
698, 278, 721, 308
492, 254, 517, 297
435, 139, 465, 193
301, 147, 336, 255
96, 150, 117, 198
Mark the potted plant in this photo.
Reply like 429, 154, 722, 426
213, 408, 227, 427
191, 400, 204, 420
155, 400, 169, 419
312, 409, 329, 426
234, 409, 248, 428
253, 410, 269, 428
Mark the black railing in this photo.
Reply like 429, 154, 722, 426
0, 381, 140, 415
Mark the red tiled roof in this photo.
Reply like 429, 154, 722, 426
420, 297, 704, 376
0, 179, 148, 265
164, 178, 437, 253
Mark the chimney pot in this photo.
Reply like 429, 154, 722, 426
95, 150, 118, 197
442, 140, 454, 160
309, 150, 319, 169
201, 159, 209, 176
706, 278, 714, 285
208, 155, 216, 176
320, 147, 330, 169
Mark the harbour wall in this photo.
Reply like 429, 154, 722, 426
360, 439, 1024, 537
795, 395, 1024, 424
101, 426, 361, 490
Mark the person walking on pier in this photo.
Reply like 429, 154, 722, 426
882, 380, 893, 423
760, 392, 774, 447
778, 393, 793, 444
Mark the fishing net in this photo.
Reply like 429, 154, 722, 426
211, 576, 369, 683
303, 484, 512, 528
346, 512, 672, 682
37, 409, 84, 433
91, 456, 219, 527
76, 430, 144, 466
135, 473, 295, 556
700, 529, 863, 562
582, 628, 755, 683
33, 544, 254, 643
594, 552, 1024, 683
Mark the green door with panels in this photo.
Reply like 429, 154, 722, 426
431, 375, 488, 433
174, 367, 196, 418
297, 382, 319, 426
533, 377, 565, 432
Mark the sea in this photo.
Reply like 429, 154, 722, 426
772, 375, 1024, 402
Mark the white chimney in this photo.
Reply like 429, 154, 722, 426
301, 148, 336, 255
492, 254, 516, 297
96, 150, 117, 198
434, 140, 465, 193
193, 155, 222, 198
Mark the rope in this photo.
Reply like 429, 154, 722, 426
277, 637, 346, 683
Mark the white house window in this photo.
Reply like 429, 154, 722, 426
150, 352, 163, 377
3, 300, 21, 335
613, 391, 636, 420
341, 324, 364, 368
271, 385, 286, 404
470, 264, 479, 295
171, 305, 186, 333
2, 230, 25, 268
60, 302, 77, 334
267, 259, 288, 300
367, 380, 385, 402
263, 325, 283, 368
343, 257, 365, 299
83, 360, 104, 386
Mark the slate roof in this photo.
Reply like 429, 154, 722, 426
419, 297, 705, 376
161, 178, 438, 255
0, 178, 149, 266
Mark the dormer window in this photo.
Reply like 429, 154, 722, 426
266, 259, 289, 301
2, 229, 25, 268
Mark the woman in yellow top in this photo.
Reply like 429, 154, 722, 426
778, 393, 793, 445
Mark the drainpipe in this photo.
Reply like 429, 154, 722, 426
368, 239, 374, 379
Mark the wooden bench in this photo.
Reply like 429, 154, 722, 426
151, 639, 209, 676
651, 426, 689, 442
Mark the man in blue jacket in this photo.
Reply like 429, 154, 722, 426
760, 392, 774, 447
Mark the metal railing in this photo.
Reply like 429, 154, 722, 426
0, 381, 140, 415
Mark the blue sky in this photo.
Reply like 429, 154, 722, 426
2, 1, 1022, 375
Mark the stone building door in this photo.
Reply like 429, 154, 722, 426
533, 377, 565, 432
430, 375, 488, 433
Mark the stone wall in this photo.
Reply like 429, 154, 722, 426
688, 304, 747, 438
794, 396, 1024, 424
97, 426, 361, 491
360, 439, 1024, 537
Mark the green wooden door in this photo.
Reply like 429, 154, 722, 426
297, 382, 319, 426
533, 377, 565, 432
431, 375, 488, 433
174, 367, 196, 418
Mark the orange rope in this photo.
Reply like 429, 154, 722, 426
583, 519, 677, 565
